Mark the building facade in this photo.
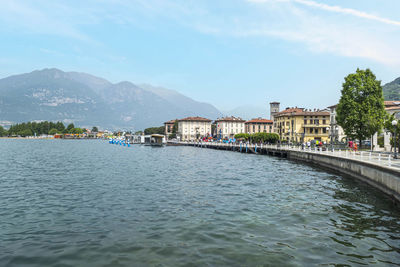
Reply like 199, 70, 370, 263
245, 118, 273, 134
274, 107, 330, 143
215, 116, 245, 139
164, 120, 176, 137
177, 117, 212, 141
328, 105, 347, 142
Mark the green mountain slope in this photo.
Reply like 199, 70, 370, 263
383, 77, 400, 100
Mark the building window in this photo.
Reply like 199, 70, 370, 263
310, 119, 313, 124
323, 128, 326, 134
315, 129, 319, 134
304, 120, 307, 125
323, 119, 326, 124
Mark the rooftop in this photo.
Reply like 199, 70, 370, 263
164, 119, 177, 124
179, 116, 212, 122
215, 116, 245, 122
245, 118, 273, 124
275, 107, 329, 116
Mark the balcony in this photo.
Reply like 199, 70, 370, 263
302, 123, 330, 128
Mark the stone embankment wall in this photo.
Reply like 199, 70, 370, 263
287, 151, 400, 203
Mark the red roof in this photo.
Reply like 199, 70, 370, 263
245, 118, 273, 124
164, 120, 177, 124
215, 116, 245, 122
276, 108, 304, 115
275, 107, 329, 116
179, 116, 211, 122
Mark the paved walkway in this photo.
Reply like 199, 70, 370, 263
173, 141, 400, 171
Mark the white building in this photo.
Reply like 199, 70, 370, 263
328, 105, 347, 143
177, 117, 212, 141
215, 116, 245, 139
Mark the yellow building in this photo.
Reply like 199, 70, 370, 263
274, 107, 330, 143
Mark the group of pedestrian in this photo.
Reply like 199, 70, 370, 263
348, 140, 358, 151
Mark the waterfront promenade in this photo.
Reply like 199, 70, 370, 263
170, 141, 400, 203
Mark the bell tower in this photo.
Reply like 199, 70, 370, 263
270, 102, 280, 121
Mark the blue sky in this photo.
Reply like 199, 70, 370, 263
1, 0, 399, 116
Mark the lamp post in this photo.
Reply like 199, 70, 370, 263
326, 126, 331, 151
392, 120, 398, 159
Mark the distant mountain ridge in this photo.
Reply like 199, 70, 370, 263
0, 68, 222, 130
383, 77, 400, 100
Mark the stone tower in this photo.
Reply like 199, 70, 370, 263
270, 102, 280, 121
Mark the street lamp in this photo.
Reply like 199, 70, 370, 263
326, 126, 331, 151
392, 120, 398, 159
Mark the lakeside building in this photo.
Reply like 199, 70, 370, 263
215, 116, 245, 139
274, 107, 330, 143
177, 117, 212, 141
245, 118, 274, 134
164, 119, 176, 137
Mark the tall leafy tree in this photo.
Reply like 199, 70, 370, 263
0, 126, 7, 137
337, 69, 386, 145
66, 123, 75, 133
92, 126, 99, 132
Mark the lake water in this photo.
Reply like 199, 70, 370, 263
1, 139, 399, 266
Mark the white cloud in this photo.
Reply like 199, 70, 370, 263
249, 0, 400, 27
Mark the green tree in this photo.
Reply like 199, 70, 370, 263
336, 69, 386, 146
66, 123, 75, 133
92, 126, 99, 132
144, 126, 164, 135
0, 126, 7, 137
56, 121, 65, 132
234, 133, 250, 140
48, 128, 59, 135
71, 128, 84, 134
19, 129, 33, 137
384, 113, 400, 149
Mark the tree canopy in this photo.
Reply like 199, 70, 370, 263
144, 126, 164, 135
6, 121, 85, 136
336, 68, 386, 143
0, 126, 8, 137
92, 126, 99, 132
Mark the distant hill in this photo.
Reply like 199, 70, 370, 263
383, 77, 400, 100
0, 68, 222, 130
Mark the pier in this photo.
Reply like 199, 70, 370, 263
169, 141, 400, 203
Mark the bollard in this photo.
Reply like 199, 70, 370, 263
360, 151, 363, 160
346, 150, 348, 158
388, 155, 391, 166
378, 153, 381, 162
255, 144, 257, 153
369, 152, 371, 161
246, 143, 248, 153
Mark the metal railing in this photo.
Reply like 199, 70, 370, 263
169, 141, 400, 170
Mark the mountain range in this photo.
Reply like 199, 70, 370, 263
0, 68, 222, 130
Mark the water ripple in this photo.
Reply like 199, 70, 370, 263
0, 139, 399, 266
